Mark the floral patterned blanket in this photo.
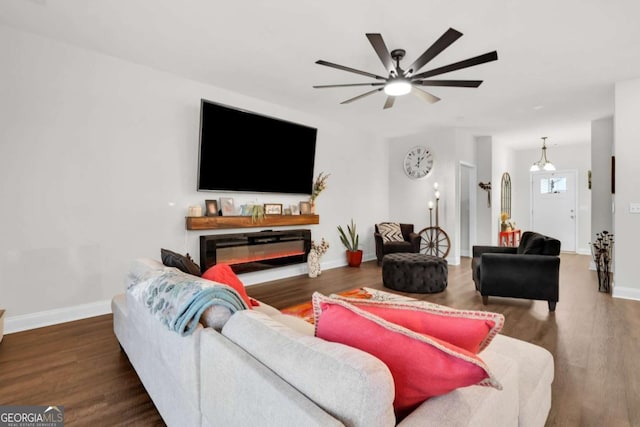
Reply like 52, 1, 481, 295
128, 268, 249, 336
281, 287, 416, 325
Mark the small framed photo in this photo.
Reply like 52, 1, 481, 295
264, 203, 283, 215
290, 204, 300, 215
205, 200, 219, 216
299, 201, 311, 215
240, 204, 254, 216
220, 197, 235, 216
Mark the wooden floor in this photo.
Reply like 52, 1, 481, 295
1, 254, 638, 426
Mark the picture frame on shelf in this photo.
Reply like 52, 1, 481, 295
205, 200, 218, 216
299, 201, 311, 215
240, 204, 254, 216
290, 204, 300, 215
264, 203, 283, 215
220, 197, 235, 216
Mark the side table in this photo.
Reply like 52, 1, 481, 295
499, 229, 521, 247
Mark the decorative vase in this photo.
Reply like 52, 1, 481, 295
309, 200, 316, 214
307, 248, 320, 278
346, 250, 363, 268
501, 222, 508, 232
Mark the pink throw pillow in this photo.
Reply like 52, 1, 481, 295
312, 293, 501, 419
202, 263, 259, 309
331, 296, 504, 353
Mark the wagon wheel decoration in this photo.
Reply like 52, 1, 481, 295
418, 226, 451, 258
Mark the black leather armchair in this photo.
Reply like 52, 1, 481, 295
374, 223, 421, 265
472, 231, 561, 311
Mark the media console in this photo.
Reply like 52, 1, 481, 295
199, 229, 312, 274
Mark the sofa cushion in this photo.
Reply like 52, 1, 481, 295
541, 236, 561, 256
312, 293, 502, 420
487, 334, 554, 427
329, 295, 504, 353
202, 263, 256, 309
160, 248, 201, 276
517, 232, 561, 256
378, 222, 405, 243
397, 349, 519, 427
517, 233, 545, 255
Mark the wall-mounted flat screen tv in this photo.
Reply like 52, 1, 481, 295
197, 99, 317, 195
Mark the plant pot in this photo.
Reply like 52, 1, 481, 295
346, 250, 363, 267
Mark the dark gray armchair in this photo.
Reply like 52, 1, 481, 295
374, 223, 421, 266
471, 231, 561, 311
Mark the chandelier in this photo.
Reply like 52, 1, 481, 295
530, 137, 555, 172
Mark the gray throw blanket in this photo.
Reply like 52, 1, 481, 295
128, 268, 249, 336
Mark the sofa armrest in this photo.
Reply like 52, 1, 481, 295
472, 245, 517, 257
408, 232, 421, 252
480, 253, 560, 301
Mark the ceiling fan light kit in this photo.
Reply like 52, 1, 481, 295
530, 137, 556, 172
313, 28, 498, 109
384, 78, 412, 96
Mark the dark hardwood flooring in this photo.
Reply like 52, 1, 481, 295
0, 254, 638, 426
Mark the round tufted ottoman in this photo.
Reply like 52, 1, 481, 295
381, 253, 448, 293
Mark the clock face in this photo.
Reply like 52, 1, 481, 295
403, 146, 434, 179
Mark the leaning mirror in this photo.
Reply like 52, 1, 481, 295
501, 172, 512, 218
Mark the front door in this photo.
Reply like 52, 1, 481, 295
530, 170, 577, 252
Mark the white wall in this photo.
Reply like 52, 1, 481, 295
490, 140, 515, 245
590, 117, 614, 242
387, 128, 477, 265
613, 78, 640, 300
0, 25, 389, 330
475, 136, 493, 245
510, 143, 591, 254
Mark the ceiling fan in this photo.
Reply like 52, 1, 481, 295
313, 28, 498, 109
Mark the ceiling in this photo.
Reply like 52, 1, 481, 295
1, 0, 639, 149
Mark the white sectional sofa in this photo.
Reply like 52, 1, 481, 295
111, 258, 554, 427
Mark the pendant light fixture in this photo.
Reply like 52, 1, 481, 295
530, 137, 555, 172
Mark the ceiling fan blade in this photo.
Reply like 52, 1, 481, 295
411, 87, 441, 104
405, 28, 463, 76
383, 96, 395, 109
412, 51, 498, 80
313, 83, 385, 88
340, 88, 383, 104
366, 33, 395, 74
413, 79, 483, 88
315, 60, 386, 80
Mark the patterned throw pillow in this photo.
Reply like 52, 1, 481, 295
377, 222, 404, 243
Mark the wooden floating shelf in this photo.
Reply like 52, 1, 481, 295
186, 215, 320, 230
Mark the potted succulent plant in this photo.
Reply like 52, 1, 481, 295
337, 219, 363, 267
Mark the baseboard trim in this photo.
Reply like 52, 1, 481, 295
7, 253, 381, 333
612, 285, 640, 301
5, 300, 112, 334
446, 255, 461, 266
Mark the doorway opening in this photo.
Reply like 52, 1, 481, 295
458, 162, 477, 258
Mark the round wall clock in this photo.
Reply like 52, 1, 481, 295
403, 145, 434, 179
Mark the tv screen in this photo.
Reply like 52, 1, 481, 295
197, 99, 317, 195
